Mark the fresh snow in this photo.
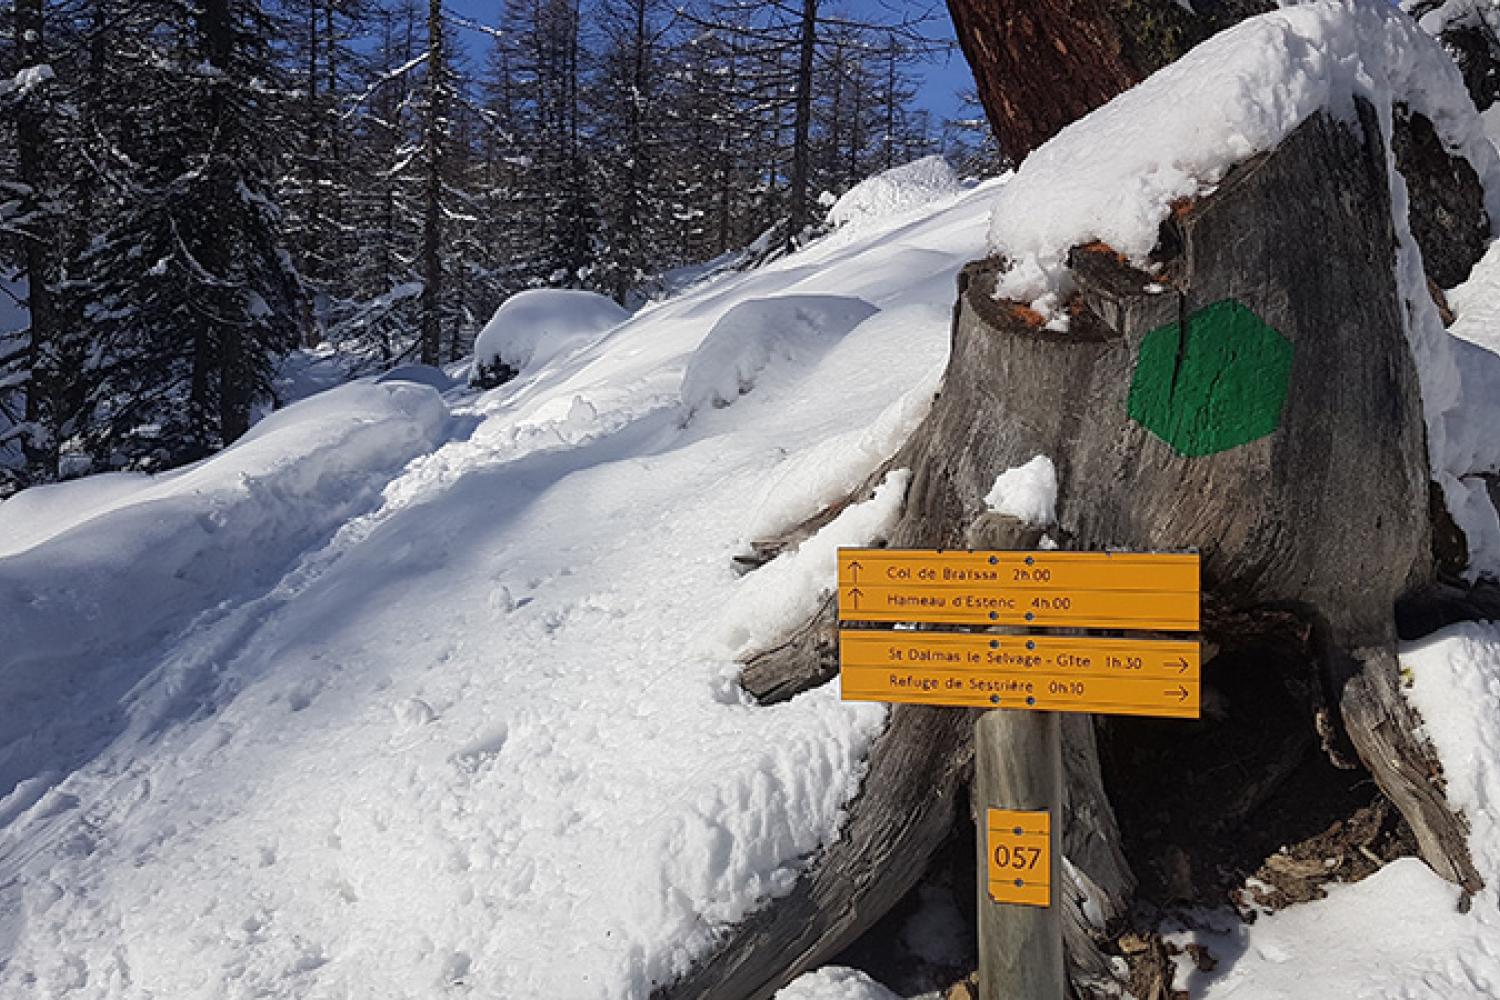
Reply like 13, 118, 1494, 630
0, 168, 1001, 998
471, 287, 630, 375
680, 294, 880, 411
775, 966, 902, 1000
1167, 620, 1500, 998
983, 455, 1058, 527
826, 156, 963, 233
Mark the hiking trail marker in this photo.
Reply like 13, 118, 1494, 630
835, 542, 1201, 980
986, 809, 1052, 907
839, 630, 1200, 718
837, 549, 1199, 630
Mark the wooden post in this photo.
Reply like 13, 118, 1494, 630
975, 708, 1065, 1000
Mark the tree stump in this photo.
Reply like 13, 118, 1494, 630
657, 99, 1487, 1000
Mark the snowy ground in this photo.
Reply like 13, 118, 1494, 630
0, 174, 993, 998
10, 39, 1500, 990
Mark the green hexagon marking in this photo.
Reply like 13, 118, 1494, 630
1127, 299, 1293, 458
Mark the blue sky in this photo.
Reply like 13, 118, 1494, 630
444, 0, 973, 124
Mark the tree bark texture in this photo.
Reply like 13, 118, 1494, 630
944, 0, 1271, 163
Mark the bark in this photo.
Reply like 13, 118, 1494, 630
787, 0, 818, 244
657, 101, 1484, 1000
419, 0, 446, 367
944, 0, 1271, 163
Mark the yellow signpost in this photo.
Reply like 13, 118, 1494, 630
986, 809, 1051, 907
836, 549, 1199, 630
839, 630, 1200, 718
835, 545, 1201, 946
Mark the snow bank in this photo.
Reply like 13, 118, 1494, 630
1168, 621, 1500, 997
986, 0, 1500, 474
743, 359, 941, 541
472, 288, 629, 375
681, 294, 880, 411
718, 469, 910, 660
1433, 241, 1500, 575
0, 174, 1001, 999
984, 455, 1058, 526
827, 156, 962, 232
0, 381, 447, 774
776, 966, 901, 1000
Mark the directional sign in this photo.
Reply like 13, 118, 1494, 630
839, 630, 1200, 718
837, 549, 1198, 631
987, 809, 1051, 907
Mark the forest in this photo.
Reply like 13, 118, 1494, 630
0, 0, 964, 494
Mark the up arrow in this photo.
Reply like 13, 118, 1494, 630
847, 587, 864, 610
848, 560, 863, 583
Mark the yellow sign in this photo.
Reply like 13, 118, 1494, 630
837, 548, 1199, 631
987, 809, 1051, 907
839, 630, 1199, 719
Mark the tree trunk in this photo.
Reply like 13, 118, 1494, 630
944, 0, 1271, 163
419, 0, 446, 367
14, 0, 58, 480
656, 101, 1484, 1000
787, 0, 818, 245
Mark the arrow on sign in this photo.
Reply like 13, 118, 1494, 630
848, 561, 863, 583
1171, 657, 1190, 673
1167, 685, 1190, 702
848, 587, 863, 610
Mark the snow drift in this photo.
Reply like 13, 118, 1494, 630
472, 288, 630, 376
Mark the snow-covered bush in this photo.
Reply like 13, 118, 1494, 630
471, 288, 630, 387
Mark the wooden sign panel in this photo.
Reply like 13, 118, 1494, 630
987, 809, 1051, 907
837, 549, 1199, 631
839, 630, 1200, 718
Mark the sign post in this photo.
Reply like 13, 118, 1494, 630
976, 712, 1063, 999
835, 547, 1201, 1000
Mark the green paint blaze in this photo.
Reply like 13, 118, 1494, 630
1127, 299, 1294, 458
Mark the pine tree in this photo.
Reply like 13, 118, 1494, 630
65, 0, 303, 468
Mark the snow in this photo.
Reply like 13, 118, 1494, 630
0, 174, 1004, 997
985, 0, 1500, 477
1165, 620, 1500, 998
0, 63, 53, 98
471, 287, 630, 375
1435, 241, 1500, 575
775, 966, 902, 1000
680, 294, 880, 411
983, 455, 1058, 527
827, 156, 963, 232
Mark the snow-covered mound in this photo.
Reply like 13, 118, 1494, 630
826, 155, 962, 231
472, 287, 630, 374
0, 171, 996, 997
681, 294, 879, 411
775, 966, 900, 1000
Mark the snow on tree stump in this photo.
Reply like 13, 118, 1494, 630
658, 103, 1486, 1000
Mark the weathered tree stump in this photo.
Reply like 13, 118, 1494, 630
656, 99, 1488, 1000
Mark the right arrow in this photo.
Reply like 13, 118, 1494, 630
1172, 657, 1190, 673
1167, 684, 1190, 702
